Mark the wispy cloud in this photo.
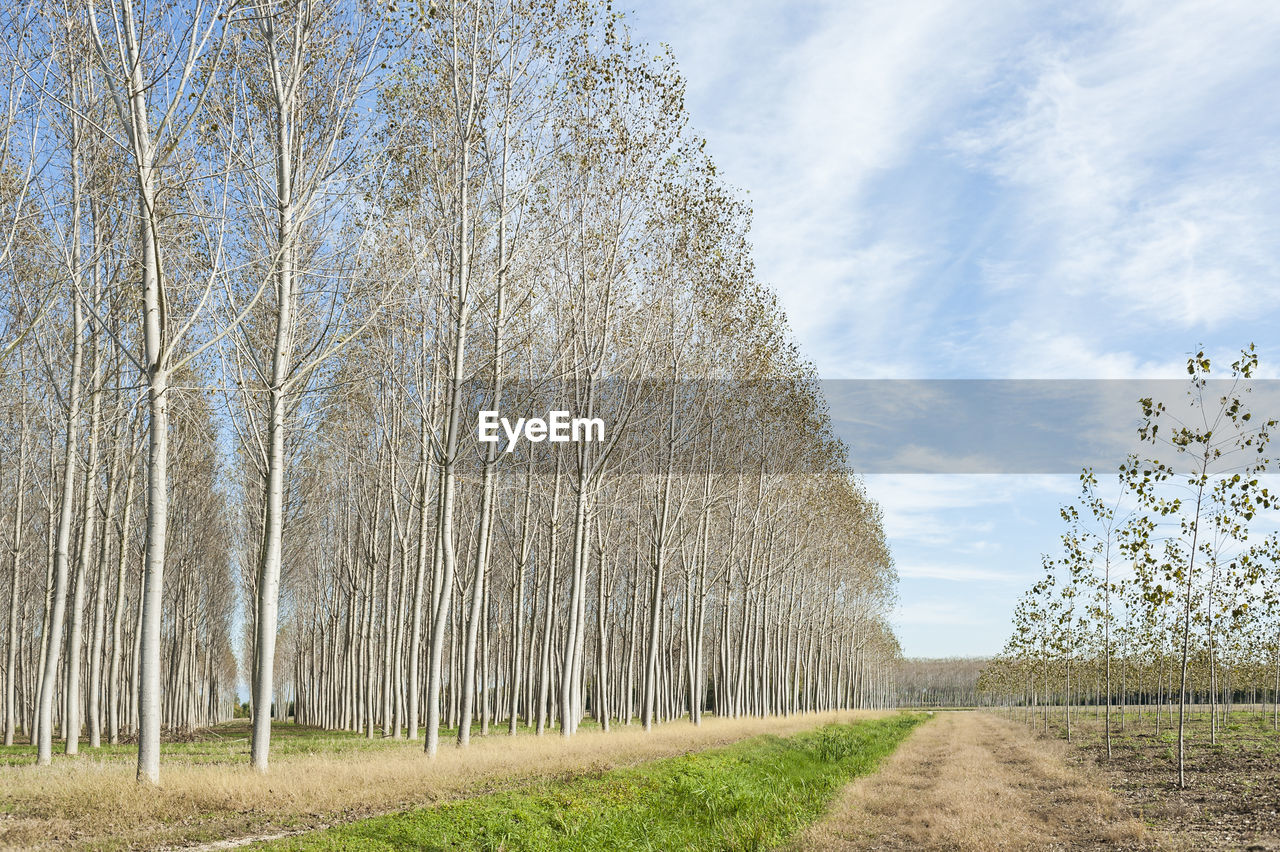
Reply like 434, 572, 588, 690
628, 0, 1280, 655
893, 600, 986, 627
897, 563, 1024, 583
635, 0, 1280, 380
634, 0, 1035, 378
953, 0, 1280, 371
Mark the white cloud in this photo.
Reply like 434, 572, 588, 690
958, 0, 1280, 354
865, 475, 1072, 567
635, 0, 1280, 381
979, 329, 1187, 379
627, 0, 1280, 656
897, 562, 1023, 583
893, 599, 985, 626
866, 473, 1074, 515
633, 0, 1032, 378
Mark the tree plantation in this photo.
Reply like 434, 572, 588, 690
981, 347, 1280, 790
8, 0, 1273, 850
0, 0, 900, 789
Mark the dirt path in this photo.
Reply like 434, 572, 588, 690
790, 711, 1152, 851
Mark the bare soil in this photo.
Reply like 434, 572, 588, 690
1045, 708, 1280, 851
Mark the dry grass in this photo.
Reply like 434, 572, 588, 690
0, 711, 881, 850
790, 710, 1152, 851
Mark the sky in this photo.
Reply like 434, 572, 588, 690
625, 0, 1280, 657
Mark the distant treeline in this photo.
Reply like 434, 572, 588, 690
895, 657, 993, 708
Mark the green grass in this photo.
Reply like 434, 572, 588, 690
0, 716, 629, 768
254, 713, 925, 851
0, 719, 457, 767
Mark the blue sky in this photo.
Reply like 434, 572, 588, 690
627, 0, 1280, 656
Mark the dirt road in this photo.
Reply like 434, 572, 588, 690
790, 710, 1151, 851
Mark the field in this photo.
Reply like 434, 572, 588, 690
1031, 706, 1280, 850
0, 712, 897, 850
10, 707, 1280, 849
792, 707, 1280, 851
252, 715, 923, 851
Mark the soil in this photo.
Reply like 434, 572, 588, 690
1046, 709, 1280, 851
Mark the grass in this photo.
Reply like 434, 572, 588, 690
1013, 706, 1280, 849
1026, 704, 1280, 765
0, 711, 888, 850
0, 719, 411, 767
253, 714, 925, 851
790, 711, 1148, 852
0, 718, 582, 768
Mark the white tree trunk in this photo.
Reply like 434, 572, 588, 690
37, 296, 83, 766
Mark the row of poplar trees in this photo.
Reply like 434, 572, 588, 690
980, 346, 1280, 789
0, 0, 900, 784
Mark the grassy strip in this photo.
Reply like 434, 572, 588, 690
256, 713, 925, 851
0, 721, 405, 767
0, 719, 586, 767
0, 713, 877, 850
